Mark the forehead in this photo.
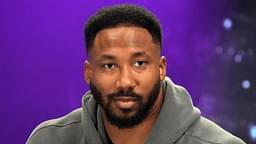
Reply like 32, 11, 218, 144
89, 26, 160, 59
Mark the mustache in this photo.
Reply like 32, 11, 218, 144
107, 89, 142, 99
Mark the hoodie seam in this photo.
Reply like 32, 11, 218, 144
184, 134, 221, 144
30, 120, 81, 139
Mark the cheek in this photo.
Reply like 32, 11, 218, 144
91, 70, 117, 93
136, 68, 160, 94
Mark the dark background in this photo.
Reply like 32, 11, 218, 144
0, 0, 255, 143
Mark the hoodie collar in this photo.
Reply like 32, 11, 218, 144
145, 77, 200, 143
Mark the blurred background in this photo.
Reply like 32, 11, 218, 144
0, 0, 255, 143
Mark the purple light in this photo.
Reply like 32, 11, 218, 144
234, 54, 242, 63
227, 47, 235, 56
216, 46, 223, 54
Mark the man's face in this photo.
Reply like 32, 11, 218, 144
85, 26, 166, 128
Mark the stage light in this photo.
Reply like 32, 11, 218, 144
250, 125, 256, 140
234, 54, 242, 63
223, 18, 232, 30
241, 80, 251, 89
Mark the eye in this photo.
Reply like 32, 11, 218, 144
103, 63, 116, 70
134, 60, 147, 68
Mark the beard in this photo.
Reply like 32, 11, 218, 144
90, 78, 161, 129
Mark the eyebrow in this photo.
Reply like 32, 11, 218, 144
96, 51, 150, 62
131, 51, 150, 58
97, 54, 117, 62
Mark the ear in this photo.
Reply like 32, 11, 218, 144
159, 56, 166, 81
84, 60, 92, 84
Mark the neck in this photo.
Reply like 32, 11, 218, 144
103, 88, 164, 144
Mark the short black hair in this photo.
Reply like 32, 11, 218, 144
84, 4, 162, 54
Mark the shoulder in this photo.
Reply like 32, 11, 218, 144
26, 108, 84, 144
184, 117, 246, 144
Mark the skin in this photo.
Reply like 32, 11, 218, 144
84, 26, 166, 144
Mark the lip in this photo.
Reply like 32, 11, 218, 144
112, 97, 137, 109
113, 96, 137, 101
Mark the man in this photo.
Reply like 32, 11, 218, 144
27, 4, 245, 144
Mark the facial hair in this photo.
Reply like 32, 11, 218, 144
90, 78, 161, 129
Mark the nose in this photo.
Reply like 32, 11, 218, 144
116, 66, 136, 91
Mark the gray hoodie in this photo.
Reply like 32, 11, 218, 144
27, 77, 245, 144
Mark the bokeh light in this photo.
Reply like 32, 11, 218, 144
250, 125, 256, 140
223, 18, 233, 30
242, 80, 251, 89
